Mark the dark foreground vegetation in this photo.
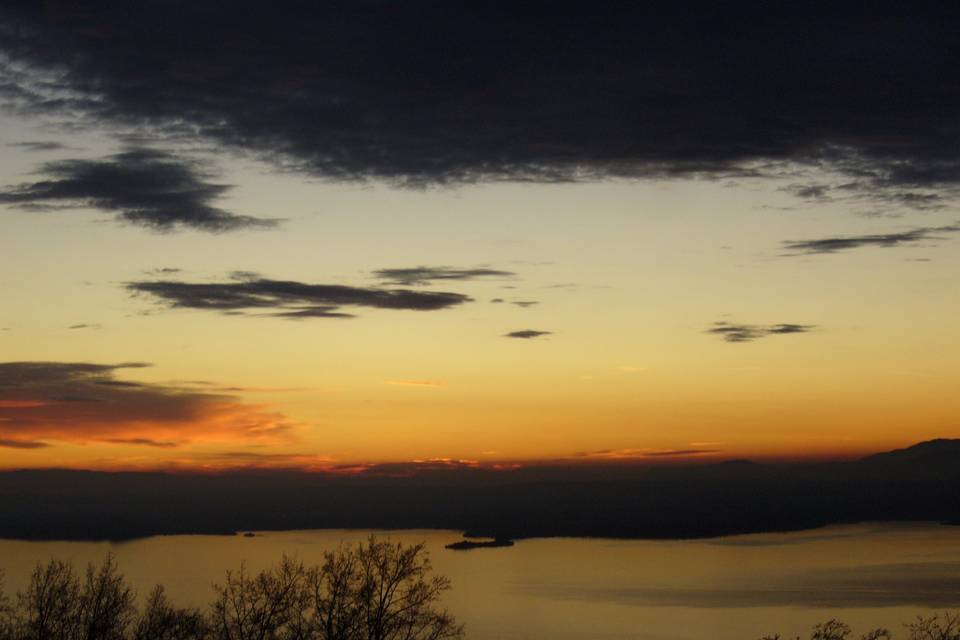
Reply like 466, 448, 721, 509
1, 547, 958, 640
0, 537, 463, 640
1, 440, 959, 541
762, 615, 960, 640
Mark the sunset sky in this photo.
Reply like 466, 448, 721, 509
1, 2, 959, 471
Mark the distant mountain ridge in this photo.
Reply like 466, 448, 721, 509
0, 439, 958, 542
859, 438, 960, 463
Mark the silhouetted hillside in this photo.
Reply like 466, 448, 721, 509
856, 439, 960, 472
1, 440, 959, 541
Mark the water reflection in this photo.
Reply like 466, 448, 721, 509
1, 523, 958, 640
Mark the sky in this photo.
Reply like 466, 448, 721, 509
1, 2, 959, 472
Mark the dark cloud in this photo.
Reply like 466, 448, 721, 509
707, 322, 816, 343
373, 267, 515, 286
2, 3, 960, 203
782, 224, 960, 255
490, 298, 505, 304
67, 323, 100, 330
126, 274, 472, 318
6, 141, 68, 152
0, 361, 295, 445
0, 149, 275, 231
504, 330, 552, 339
511, 301, 539, 308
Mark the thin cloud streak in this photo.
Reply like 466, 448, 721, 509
126, 275, 472, 319
782, 224, 960, 255
574, 448, 721, 460
384, 380, 443, 388
504, 330, 552, 339
373, 266, 515, 286
6, 141, 69, 152
0, 438, 49, 449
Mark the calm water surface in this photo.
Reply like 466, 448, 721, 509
2, 523, 959, 640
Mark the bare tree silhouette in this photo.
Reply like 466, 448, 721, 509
210, 555, 311, 640
77, 555, 136, 640
0, 536, 464, 640
209, 537, 463, 640
16, 559, 82, 640
133, 586, 208, 640
905, 612, 960, 640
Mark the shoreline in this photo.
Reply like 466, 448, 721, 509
0, 519, 953, 545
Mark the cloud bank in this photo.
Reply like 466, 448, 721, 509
1, 3, 959, 206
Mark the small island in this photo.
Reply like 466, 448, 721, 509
445, 537, 514, 551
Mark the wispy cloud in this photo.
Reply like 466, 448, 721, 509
0, 149, 276, 232
102, 437, 179, 448
782, 224, 960, 255
706, 322, 816, 343
6, 141, 69, 152
0, 438, 50, 449
373, 266, 515, 286
126, 273, 472, 319
0, 361, 296, 447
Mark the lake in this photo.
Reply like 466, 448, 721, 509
1, 523, 959, 640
